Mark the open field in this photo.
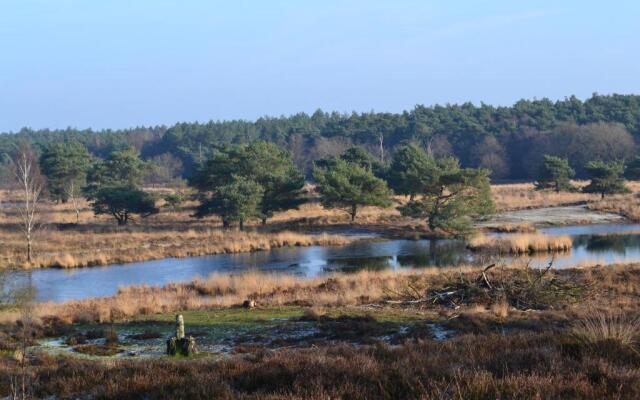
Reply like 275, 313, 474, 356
1, 182, 639, 270
1, 262, 640, 398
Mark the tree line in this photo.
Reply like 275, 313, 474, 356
7, 140, 495, 236
6, 136, 640, 263
2, 94, 640, 183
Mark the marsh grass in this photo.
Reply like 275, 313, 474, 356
468, 233, 573, 254
26, 262, 595, 324
572, 311, 640, 347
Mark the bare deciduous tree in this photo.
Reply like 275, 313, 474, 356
65, 180, 82, 224
13, 142, 44, 263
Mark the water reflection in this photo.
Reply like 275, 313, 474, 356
7, 223, 640, 303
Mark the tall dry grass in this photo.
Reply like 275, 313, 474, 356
27, 262, 640, 325
20, 231, 350, 269
492, 181, 640, 212
588, 193, 640, 221
31, 266, 487, 324
572, 311, 640, 347
468, 233, 572, 254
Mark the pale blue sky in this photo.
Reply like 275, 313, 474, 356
0, 1, 638, 132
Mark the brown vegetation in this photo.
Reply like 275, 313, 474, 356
492, 181, 640, 212
19, 261, 638, 325
588, 193, 640, 221
2, 330, 639, 399
1, 180, 640, 270
468, 233, 573, 254
1, 263, 640, 398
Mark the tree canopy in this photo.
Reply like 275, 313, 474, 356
84, 148, 158, 225
625, 157, 640, 181
89, 186, 159, 226
194, 177, 263, 230
190, 141, 306, 226
583, 160, 629, 198
3, 94, 640, 183
39, 142, 92, 203
387, 144, 437, 199
535, 155, 576, 192
398, 157, 494, 236
313, 157, 393, 222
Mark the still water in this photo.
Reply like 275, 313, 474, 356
9, 223, 640, 303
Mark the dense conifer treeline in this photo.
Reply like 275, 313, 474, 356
1, 94, 639, 181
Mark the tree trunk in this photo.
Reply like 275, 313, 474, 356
261, 217, 267, 225
239, 219, 244, 231
26, 240, 32, 263
116, 215, 127, 226
350, 205, 357, 222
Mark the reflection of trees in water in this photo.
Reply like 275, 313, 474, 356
397, 239, 470, 268
325, 256, 393, 273
573, 234, 640, 255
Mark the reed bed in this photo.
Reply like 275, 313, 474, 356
18, 231, 351, 269
468, 233, 573, 254
24, 262, 640, 325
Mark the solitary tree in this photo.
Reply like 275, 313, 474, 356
84, 147, 147, 193
190, 142, 306, 225
12, 142, 45, 262
398, 157, 494, 236
85, 149, 158, 225
535, 155, 576, 192
195, 176, 263, 230
583, 160, 629, 198
387, 144, 437, 200
39, 142, 92, 223
314, 158, 393, 222
89, 186, 158, 226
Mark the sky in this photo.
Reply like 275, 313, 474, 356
0, 0, 639, 132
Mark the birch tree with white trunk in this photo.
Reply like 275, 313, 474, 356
13, 142, 44, 263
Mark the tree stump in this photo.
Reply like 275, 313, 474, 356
166, 314, 197, 356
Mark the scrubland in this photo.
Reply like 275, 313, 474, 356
1, 263, 640, 398
1, 181, 639, 270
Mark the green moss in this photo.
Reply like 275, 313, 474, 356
133, 306, 307, 326
131, 306, 430, 327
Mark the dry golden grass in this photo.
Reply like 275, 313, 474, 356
0, 191, 353, 269
572, 311, 640, 347
31, 266, 488, 323
468, 233, 572, 254
6, 230, 350, 269
588, 193, 640, 221
2, 180, 639, 270
491, 223, 537, 233
492, 181, 594, 211
23, 262, 640, 326
491, 180, 640, 212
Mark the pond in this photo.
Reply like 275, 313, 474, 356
7, 223, 640, 303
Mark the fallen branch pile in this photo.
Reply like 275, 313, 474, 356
384, 259, 591, 310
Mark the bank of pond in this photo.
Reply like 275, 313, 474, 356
5, 222, 640, 303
